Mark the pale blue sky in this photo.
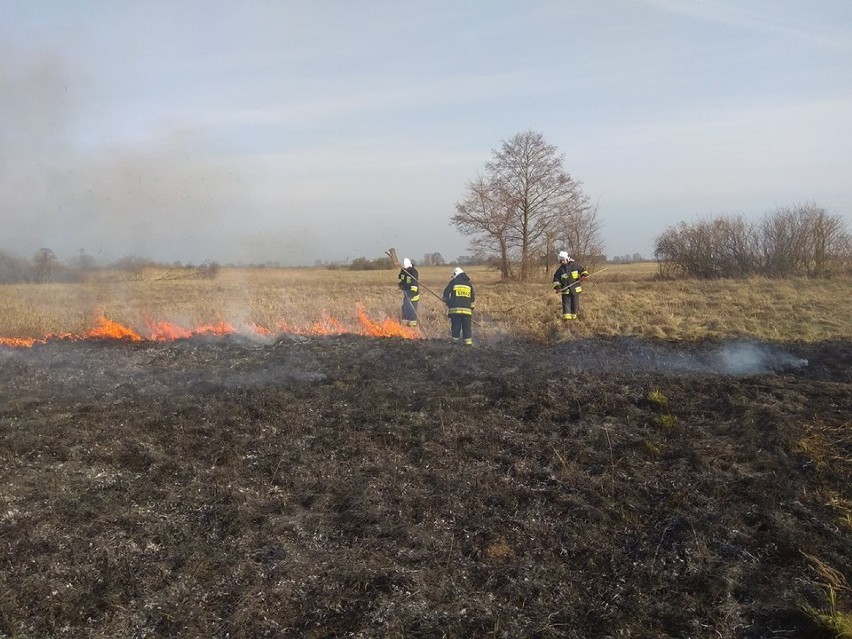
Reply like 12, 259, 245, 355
2, 0, 850, 265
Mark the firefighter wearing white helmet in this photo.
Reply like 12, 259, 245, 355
553, 250, 588, 320
397, 257, 420, 326
442, 267, 475, 345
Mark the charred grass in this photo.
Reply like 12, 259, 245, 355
0, 334, 850, 638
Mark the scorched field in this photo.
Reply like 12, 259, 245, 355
0, 266, 850, 638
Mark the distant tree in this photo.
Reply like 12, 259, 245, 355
197, 261, 221, 279
73, 249, 97, 272
421, 252, 445, 266
455, 251, 492, 266
33, 248, 59, 283
0, 250, 31, 283
110, 255, 158, 277
349, 256, 393, 271
452, 130, 600, 280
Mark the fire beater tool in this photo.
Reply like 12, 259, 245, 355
497, 266, 609, 314
386, 248, 482, 327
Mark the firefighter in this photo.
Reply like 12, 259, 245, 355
397, 257, 420, 326
552, 251, 588, 320
442, 267, 475, 345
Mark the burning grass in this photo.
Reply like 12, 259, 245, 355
0, 303, 418, 348
0, 265, 849, 345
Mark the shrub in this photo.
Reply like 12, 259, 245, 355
654, 203, 851, 278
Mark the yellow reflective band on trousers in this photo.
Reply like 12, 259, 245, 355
411, 295, 420, 302
448, 307, 472, 315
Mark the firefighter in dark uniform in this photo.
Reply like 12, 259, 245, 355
398, 257, 420, 326
442, 267, 475, 345
552, 251, 588, 320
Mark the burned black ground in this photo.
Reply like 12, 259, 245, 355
0, 335, 850, 638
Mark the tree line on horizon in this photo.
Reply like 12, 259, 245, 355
0, 249, 222, 284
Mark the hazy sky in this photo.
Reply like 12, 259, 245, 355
2, 1, 850, 266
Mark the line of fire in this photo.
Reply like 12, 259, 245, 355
0, 303, 419, 348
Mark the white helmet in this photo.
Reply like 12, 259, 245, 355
403, 258, 412, 268
452, 267, 464, 277
558, 250, 570, 261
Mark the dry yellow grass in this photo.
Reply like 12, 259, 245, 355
0, 263, 850, 342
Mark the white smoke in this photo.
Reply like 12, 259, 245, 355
711, 342, 808, 376
552, 338, 809, 376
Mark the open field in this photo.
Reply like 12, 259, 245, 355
1, 264, 850, 637
0, 263, 850, 342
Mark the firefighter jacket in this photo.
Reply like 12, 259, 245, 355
442, 272, 475, 315
398, 266, 420, 301
553, 262, 588, 295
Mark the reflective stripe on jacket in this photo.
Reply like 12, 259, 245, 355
553, 262, 588, 294
442, 273, 475, 315
398, 267, 420, 301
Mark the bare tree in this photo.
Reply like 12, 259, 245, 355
452, 175, 514, 279
421, 253, 445, 266
452, 130, 599, 280
0, 250, 30, 283
489, 131, 561, 280
553, 197, 605, 271
33, 248, 58, 284
74, 249, 97, 272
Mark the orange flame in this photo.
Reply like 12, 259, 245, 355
356, 304, 418, 338
193, 321, 237, 336
145, 319, 193, 341
0, 304, 420, 348
252, 324, 273, 337
277, 312, 345, 336
85, 315, 143, 341
0, 337, 40, 348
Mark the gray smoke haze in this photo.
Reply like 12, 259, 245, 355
0, 40, 457, 266
1, 48, 258, 264
552, 338, 808, 376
